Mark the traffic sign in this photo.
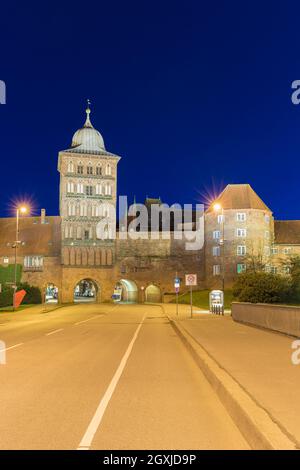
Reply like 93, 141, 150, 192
185, 274, 197, 286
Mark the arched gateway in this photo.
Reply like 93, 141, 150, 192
74, 279, 99, 303
113, 279, 138, 303
145, 284, 162, 303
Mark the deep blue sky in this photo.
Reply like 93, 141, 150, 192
1, 1, 300, 219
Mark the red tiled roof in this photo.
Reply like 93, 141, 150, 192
274, 220, 300, 244
206, 184, 271, 212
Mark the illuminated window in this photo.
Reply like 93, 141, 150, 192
213, 265, 221, 275
106, 164, 111, 176
213, 230, 221, 239
68, 204, 76, 216
212, 246, 220, 256
24, 256, 43, 268
67, 182, 74, 193
105, 183, 112, 196
67, 161, 74, 173
77, 183, 84, 194
237, 263, 246, 273
80, 204, 87, 217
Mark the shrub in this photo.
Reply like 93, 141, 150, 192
0, 282, 42, 308
232, 272, 291, 304
18, 283, 42, 304
0, 285, 14, 308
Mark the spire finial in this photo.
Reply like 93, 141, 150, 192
84, 99, 93, 128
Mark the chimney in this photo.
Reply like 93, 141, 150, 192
41, 208, 46, 224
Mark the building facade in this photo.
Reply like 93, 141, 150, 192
0, 107, 298, 303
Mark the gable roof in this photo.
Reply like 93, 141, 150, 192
206, 184, 271, 213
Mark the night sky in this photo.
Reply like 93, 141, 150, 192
1, 1, 300, 219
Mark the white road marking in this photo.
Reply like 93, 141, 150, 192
77, 314, 146, 450
74, 315, 101, 326
0, 343, 23, 352
45, 328, 64, 336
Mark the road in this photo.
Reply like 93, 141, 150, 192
0, 303, 249, 449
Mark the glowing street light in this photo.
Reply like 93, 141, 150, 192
213, 203, 222, 212
13, 205, 30, 310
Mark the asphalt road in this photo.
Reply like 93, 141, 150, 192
0, 303, 249, 449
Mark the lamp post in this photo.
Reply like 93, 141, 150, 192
13, 206, 28, 310
213, 203, 225, 314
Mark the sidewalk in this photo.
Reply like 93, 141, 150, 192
164, 303, 300, 446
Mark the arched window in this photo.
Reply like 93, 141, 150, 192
77, 183, 84, 194
76, 226, 82, 239
64, 225, 69, 239
96, 183, 102, 195
67, 181, 74, 193
105, 183, 112, 196
80, 203, 87, 217
87, 162, 93, 175
68, 204, 75, 216
106, 163, 111, 176
96, 165, 102, 176
67, 161, 74, 173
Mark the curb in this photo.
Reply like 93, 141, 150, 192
169, 316, 297, 450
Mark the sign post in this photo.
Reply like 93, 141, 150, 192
174, 274, 180, 316
185, 274, 197, 318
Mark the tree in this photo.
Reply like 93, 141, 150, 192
233, 271, 291, 304
245, 240, 270, 273
282, 255, 300, 299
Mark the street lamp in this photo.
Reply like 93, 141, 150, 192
213, 202, 225, 313
13, 205, 29, 310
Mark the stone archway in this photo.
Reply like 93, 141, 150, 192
145, 284, 162, 303
114, 279, 138, 303
74, 279, 99, 303
45, 283, 59, 304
